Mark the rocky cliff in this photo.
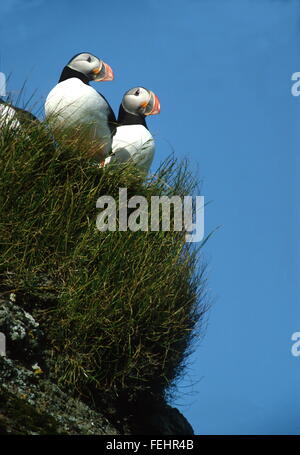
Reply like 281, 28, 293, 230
0, 293, 193, 435
0, 123, 207, 436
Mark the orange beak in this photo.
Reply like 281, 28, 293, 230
92, 62, 114, 81
101, 62, 114, 81
144, 91, 160, 116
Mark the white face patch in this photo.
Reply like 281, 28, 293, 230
122, 87, 150, 115
67, 53, 102, 78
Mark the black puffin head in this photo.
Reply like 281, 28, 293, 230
58, 52, 114, 84
117, 87, 160, 128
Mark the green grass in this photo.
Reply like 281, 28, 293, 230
0, 112, 209, 407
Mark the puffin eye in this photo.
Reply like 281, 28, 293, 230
87, 56, 92, 62
134, 89, 140, 96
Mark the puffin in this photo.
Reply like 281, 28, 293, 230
103, 87, 160, 174
0, 99, 38, 131
45, 52, 116, 160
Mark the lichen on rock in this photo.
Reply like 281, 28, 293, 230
0, 295, 193, 435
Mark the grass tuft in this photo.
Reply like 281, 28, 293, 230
0, 107, 209, 407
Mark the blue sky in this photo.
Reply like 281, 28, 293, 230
1, 0, 299, 435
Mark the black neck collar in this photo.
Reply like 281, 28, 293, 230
117, 105, 148, 129
59, 66, 90, 84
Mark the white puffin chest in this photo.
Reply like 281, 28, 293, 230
109, 124, 155, 173
0, 104, 21, 130
45, 78, 110, 140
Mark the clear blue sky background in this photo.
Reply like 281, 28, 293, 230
0, 0, 299, 435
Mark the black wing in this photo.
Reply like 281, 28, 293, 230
97, 92, 117, 137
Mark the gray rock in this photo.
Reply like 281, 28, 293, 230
0, 296, 194, 435
0, 298, 42, 364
